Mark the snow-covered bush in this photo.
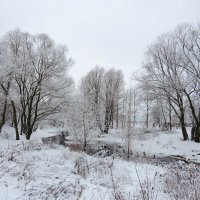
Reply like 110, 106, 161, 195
74, 156, 90, 178
164, 163, 200, 199
26, 181, 84, 200
135, 170, 159, 200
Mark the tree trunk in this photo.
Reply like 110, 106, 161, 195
104, 94, 112, 133
0, 81, 11, 132
169, 106, 172, 130
0, 99, 7, 132
116, 102, 119, 129
181, 124, 188, 140
122, 98, 125, 129
191, 126, 195, 141
178, 94, 188, 140
83, 136, 87, 152
180, 114, 188, 140
104, 105, 110, 133
194, 125, 200, 143
93, 92, 102, 132
26, 132, 31, 140
110, 102, 114, 129
95, 110, 102, 131
146, 105, 149, 128
20, 107, 28, 135
126, 100, 132, 160
184, 90, 199, 142
11, 100, 20, 140
26, 125, 33, 140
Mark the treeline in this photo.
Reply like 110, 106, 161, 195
1, 23, 200, 144
0, 29, 129, 142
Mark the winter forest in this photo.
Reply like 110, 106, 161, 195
1, 24, 200, 143
1, 22, 200, 199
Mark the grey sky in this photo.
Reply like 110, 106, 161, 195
0, 0, 200, 84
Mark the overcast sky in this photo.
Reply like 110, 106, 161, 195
0, 0, 200, 84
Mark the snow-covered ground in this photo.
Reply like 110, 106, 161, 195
96, 127, 200, 163
0, 125, 199, 199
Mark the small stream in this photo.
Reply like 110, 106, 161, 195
41, 133, 200, 166
64, 140, 200, 166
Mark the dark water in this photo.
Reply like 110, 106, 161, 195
64, 140, 200, 166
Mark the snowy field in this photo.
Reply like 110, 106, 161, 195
0, 126, 200, 200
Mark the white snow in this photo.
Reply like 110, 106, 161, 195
96, 127, 200, 163
0, 125, 199, 199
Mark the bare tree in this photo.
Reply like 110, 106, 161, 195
103, 68, 124, 133
125, 88, 133, 160
0, 29, 73, 140
136, 32, 189, 139
67, 93, 97, 151
175, 24, 200, 142
81, 66, 104, 132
